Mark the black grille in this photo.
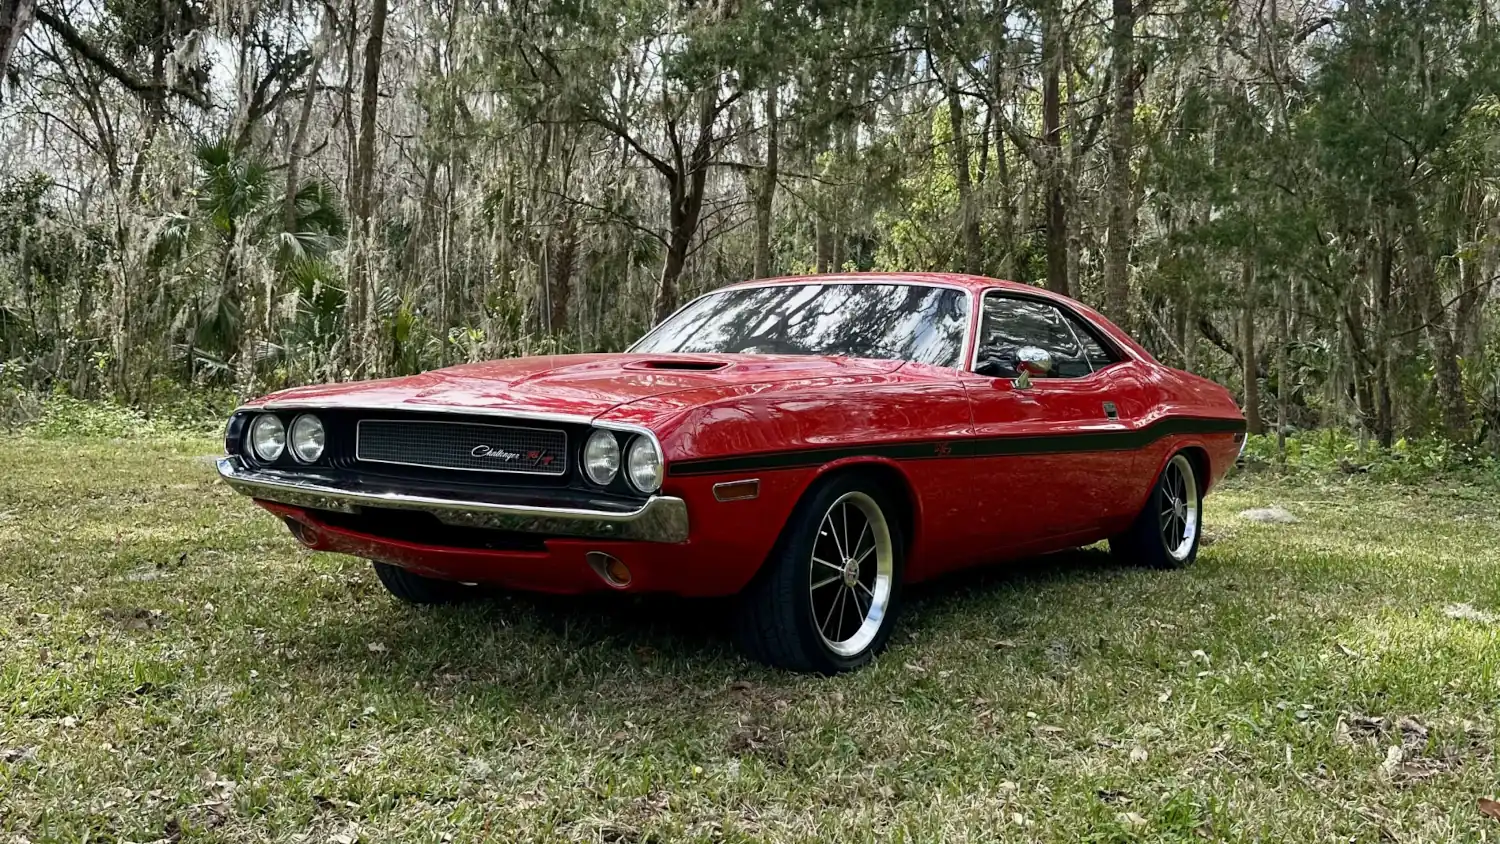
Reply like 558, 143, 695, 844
355, 419, 568, 476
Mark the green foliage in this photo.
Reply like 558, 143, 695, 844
23, 392, 151, 438
1241, 431, 1498, 483
15, 384, 235, 438
0, 358, 43, 425
158, 142, 348, 381
2, 0, 1497, 452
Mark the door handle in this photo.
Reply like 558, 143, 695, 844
1102, 401, 1119, 419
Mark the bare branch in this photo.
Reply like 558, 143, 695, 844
32, 6, 208, 109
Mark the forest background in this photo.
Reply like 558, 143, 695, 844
1, 0, 1498, 462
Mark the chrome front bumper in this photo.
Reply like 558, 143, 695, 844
216, 458, 690, 543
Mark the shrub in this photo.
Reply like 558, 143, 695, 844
1240, 430, 1497, 483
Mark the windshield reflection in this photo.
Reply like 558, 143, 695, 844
632, 283, 970, 369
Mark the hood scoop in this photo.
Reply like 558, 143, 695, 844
624, 359, 731, 372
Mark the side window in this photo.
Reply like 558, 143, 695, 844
975, 295, 1091, 378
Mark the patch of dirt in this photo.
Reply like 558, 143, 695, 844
1443, 603, 1498, 625
1336, 714, 1484, 786
1, 745, 39, 764
1239, 506, 1300, 524
726, 717, 788, 767
99, 606, 166, 631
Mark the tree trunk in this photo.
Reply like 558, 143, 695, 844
944, 69, 981, 274
1041, 2, 1067, 296
1422, 281, 1468, 441
1372, 228, 1394, 447
1180, 290, 1196, 372
752, 83, 778, 279
814, 214, 832, 273
284, 20, 326, 231
1101, 0, 1136, 328
1399, 208, 1468, 440
1274, 277, 1289, 469
657, 214, 692, 322
124, 0, 174, 197
653, 105, 714, 320
1241, 258, 1263, 435
986, 17, 1016, 279
348, 0, 389, 372
550, 209, 577, 334
1454, 188, 1491, 365
341, 0, 359, 196
0, 0, 34, 92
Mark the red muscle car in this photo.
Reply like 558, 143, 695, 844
219, 273, 1245, 672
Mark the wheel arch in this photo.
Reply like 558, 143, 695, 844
1144, 439, 1213, 495
1178, 444, 1212, 495
804, 457, 919, 559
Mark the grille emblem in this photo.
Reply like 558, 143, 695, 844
470, 443, 556, 468
357, 419, 567, 476
471, 445, 522, 461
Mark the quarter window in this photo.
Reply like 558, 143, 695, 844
975, 294, 1116, 379
1074, 325, 1115, 370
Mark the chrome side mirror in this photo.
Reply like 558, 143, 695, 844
1015, 345, 1053, 377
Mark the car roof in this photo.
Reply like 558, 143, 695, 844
721, 272, 1048, 298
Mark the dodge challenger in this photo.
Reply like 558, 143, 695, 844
218, 273, 1246, 672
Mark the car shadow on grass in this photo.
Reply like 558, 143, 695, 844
271, 543, 1141, 708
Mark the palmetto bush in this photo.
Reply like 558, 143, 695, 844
154, 142, 347, 386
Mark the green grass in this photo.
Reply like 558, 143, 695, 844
3, 434, 1500, 842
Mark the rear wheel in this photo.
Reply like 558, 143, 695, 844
1110, 452, 1202, 569
734, 476, 905, 673
371, 561, 470, 604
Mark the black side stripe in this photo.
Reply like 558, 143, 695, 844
668, 416, 1246, 477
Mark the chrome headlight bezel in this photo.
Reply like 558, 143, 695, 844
288, 414, 326, 463
625, 435, 664, 493
582, 429, 621, 486
248, 414, 287, 463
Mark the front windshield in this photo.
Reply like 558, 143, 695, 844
631, 283, 971, 369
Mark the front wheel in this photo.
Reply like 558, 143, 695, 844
734, 476, 905, 673
1110, 452, 1202, 569
371, 561, 470, 604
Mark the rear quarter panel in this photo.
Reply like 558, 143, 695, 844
1128, 365, 1244, 513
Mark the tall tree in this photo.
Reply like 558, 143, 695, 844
752, 82, 778, 279
1101, 0, 1140, 328
1040, 0, 1067, 295
347, 0, 389, 370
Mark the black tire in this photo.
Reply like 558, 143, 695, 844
371, 561, 470, 604
1110, 451, 1203, 569
733, 473, 906, 673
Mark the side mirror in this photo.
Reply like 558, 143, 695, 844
1016, 345, 1053, 377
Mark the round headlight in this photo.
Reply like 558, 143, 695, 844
583, 430, 620, 485
289, 414, 326, 463
248, 414, 286, 462
625, 435, 663, 493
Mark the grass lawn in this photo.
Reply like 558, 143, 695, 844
3, 434, 1500, 843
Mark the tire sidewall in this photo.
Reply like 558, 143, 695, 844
779, 474, 906, 672
1148, 454, 1202, 568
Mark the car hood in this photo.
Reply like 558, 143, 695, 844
247, 353, 906, 420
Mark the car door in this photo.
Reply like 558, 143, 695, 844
960, 293, 1141, 547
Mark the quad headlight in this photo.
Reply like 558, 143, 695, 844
248, 414, 286, 463
625, 435, 664, 493
289, 414, 326, 463
583, 429, 621, 486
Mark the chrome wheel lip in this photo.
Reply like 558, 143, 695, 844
809, 491, 894, 658
1159, 454, 1200, 562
